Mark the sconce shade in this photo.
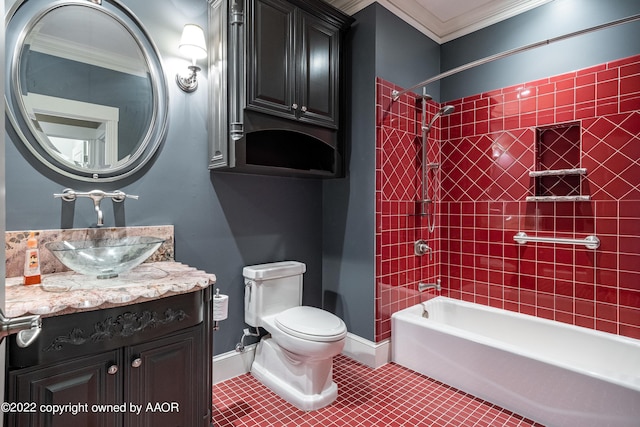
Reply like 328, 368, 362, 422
179, 24, 207, 60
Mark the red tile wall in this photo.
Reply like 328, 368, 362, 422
375, 54, 640, 342
375, 78, 441, 341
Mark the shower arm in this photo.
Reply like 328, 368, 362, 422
392, 13, 640, 101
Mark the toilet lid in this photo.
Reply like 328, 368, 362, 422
275, 306, 347, 342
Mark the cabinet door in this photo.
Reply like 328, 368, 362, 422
7, 350, 122, 427
246, 0, 297, 119
296, 11, 340, 129
125, 326, 203, 427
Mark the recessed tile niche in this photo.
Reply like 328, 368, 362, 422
528, 122, 589, 201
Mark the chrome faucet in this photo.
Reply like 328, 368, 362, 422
87, 190, 105, 226
418, 279, 441, 292
54, 188, 139, 227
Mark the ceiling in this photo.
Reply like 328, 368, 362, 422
326, 0, 554, 43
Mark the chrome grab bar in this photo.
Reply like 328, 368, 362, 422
513, 232, 600, 250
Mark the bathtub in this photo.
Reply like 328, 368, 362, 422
391, 297, 640, 427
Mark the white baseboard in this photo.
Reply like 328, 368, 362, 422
341, 333, 391, 369
212, 343, 257, 384
212, 333, 391, 384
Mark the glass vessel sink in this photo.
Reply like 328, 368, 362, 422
45, 236, 164, 279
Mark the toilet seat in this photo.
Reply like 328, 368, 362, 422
275, 306, 347, 342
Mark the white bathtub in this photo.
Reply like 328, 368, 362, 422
391, 296, 640, 427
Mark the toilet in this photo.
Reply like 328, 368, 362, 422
242, 261, 347, 411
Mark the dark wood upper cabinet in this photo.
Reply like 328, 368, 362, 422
246, 0, 297, 120
209, 0, 353, 178
296, 11, 340, 128
247, 0, 340, 129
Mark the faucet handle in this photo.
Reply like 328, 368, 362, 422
53, 188, 77, 202
414, 239, 431, 256
110, 190, 139, 202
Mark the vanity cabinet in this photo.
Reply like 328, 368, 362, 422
246, 0, 341, 129
125, 327, 201, 427
8, 350, 121, 427
5, 290, 212, 427
209, 0, 353, 177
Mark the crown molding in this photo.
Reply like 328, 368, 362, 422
326, 0, 554, 44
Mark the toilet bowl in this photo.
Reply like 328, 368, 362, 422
243, 261, 347, 410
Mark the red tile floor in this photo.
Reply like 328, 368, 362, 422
212, 355, 544, 426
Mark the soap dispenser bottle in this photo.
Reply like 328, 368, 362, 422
23, 231, 41, 285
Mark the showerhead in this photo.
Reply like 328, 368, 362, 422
439, 105, 455, 116
424, 105, 455, 133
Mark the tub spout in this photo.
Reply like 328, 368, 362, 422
418, 280, 441, 292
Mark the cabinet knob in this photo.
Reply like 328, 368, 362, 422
131, 358, 142, 368
301, 106, 307, 113
107, 365, 118, 375
292, 103, 298, 110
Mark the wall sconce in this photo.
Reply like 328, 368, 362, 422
176, 24, 207, 93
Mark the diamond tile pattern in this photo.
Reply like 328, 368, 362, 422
441, 130, 534, 201
212, 355, 544, 427
376, 54, 640, 341
537, 174, 580, 197
380, 126, 420, 201
582, 113, 640, 200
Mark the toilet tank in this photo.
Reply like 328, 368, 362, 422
243, 261, 306, 327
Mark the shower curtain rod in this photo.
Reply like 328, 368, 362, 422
391, 13, 640, 101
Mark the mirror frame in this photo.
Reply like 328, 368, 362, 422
5, 0, 169, 182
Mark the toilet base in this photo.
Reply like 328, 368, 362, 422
251, 336, 338, 411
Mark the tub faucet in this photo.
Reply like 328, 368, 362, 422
418, 280, 441, 292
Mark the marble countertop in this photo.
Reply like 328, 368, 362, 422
5, 261, 216, 318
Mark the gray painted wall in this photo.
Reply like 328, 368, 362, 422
440, 0, 640, 101
322, 4, 439, 341
322, 5, 376, 340
5, 0, 323, 356
375, 4, 441, 99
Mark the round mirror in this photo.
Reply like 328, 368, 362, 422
6, 0, 168, 182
